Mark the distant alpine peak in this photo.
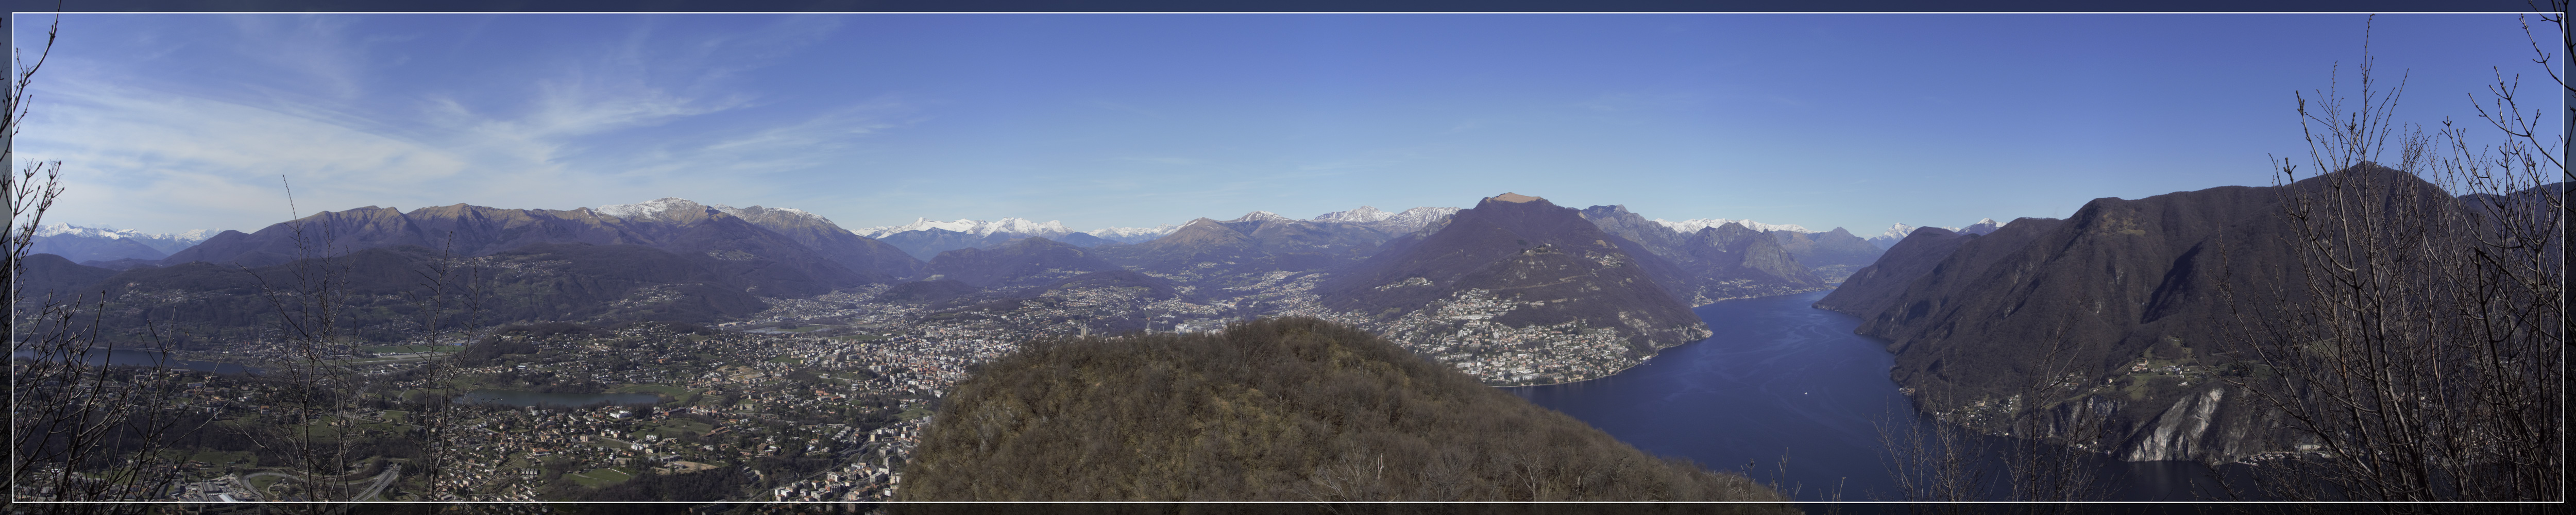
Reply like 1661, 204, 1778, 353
595, 197, 836, 226
1313, 206, 1393, 224
596, 197, 708, 220
35, 222, 213, 243
857, 217, 1075, 238
1878, 223, 1919, 240
1486, 192, 1543, 203
1088, 224, 1181, 238
1655, 218, 1810, 234
1229, 211, 1295, 223
1958, 218, 2003, 235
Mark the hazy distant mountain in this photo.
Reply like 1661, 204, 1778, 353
1318, 193, 1710, 385
1654, 217, 1808, 234
30, 224, 212, 260
1311, 205, 1461, 235
1771, 227, 1886, 269
860, 217, 1113, 260
682, 202, 926, 279
1866, 221, 1985, 249
157, 198, 917, 290
1577, 205, 1827, 304
30, 233, 166, 262
1085, 224, 1180, 244
13, 253, 119, 303
1091, 211, 1400, 294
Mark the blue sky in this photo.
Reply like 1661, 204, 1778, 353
15, 13, 2556, 236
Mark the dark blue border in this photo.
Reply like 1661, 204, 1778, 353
6, 0, 2552, 13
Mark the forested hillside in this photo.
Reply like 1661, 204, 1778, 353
900, 317, 1792, 504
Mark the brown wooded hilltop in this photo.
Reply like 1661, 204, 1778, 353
898, 317, 1794, 504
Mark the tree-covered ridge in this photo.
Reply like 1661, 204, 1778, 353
901, 317, 1792, 504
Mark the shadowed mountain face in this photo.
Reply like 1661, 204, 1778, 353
917, 237, 1122, 290
14, 253, 120, 303
1810, 226, 1984, 318
58, 243, 771, 345
902, 317, 1791, 503
156, 201, 920, 289
29, 234, 167, 263
1576, 205, 1826, 304
1317, 194, 1710, 385
1811, 166, 2479, 463
1089, 214, 1400, 294
1772, 227, 1886, 269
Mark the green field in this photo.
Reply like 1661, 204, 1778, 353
563, 467, 635, 488
768, 356, 804, 365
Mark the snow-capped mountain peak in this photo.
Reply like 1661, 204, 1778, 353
1088, 224, 1181, 244
1229, 211, 1294, 224
596, 197, 710, 220
857, 217, 1076, 238
1313, 206, 1394, 224
1653, 218, 1810, 234
1961, 217, 2004, 235
35, 223, 213, 243
1877, 223, 1919, 241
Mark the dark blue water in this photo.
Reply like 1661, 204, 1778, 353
1511, 290, 2250, 502
455, 389, 663, 408
11, 348, 263, 374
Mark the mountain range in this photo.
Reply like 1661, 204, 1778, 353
26, 224, 213, 263
25, 193, 1917, 386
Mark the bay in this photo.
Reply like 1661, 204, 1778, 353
1511, 289, 2249, 502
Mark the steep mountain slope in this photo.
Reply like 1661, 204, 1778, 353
1317, 194, 1709, 385
1810, 169, 2480, 462
1810, 226, 1983, 317
902, 317, 1790, 503
14, 253, 120, 303
709, 204, 925, 280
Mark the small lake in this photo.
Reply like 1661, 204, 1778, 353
455, 389, 663, 408
11, 348, 262, 374
1511, 289, 2249, 502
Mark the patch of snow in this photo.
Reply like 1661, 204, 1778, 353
1228, 211, 1294, 224
34, 223, 213, 244
1313, 206, 1394, 224
858, 217, 1077, 238
1653, 218, 1810, 234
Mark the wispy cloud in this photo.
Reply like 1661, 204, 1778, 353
18, 14, 887, 232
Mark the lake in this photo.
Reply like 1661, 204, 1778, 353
1510, 289, 2249, 502
455, 389, 664, 408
